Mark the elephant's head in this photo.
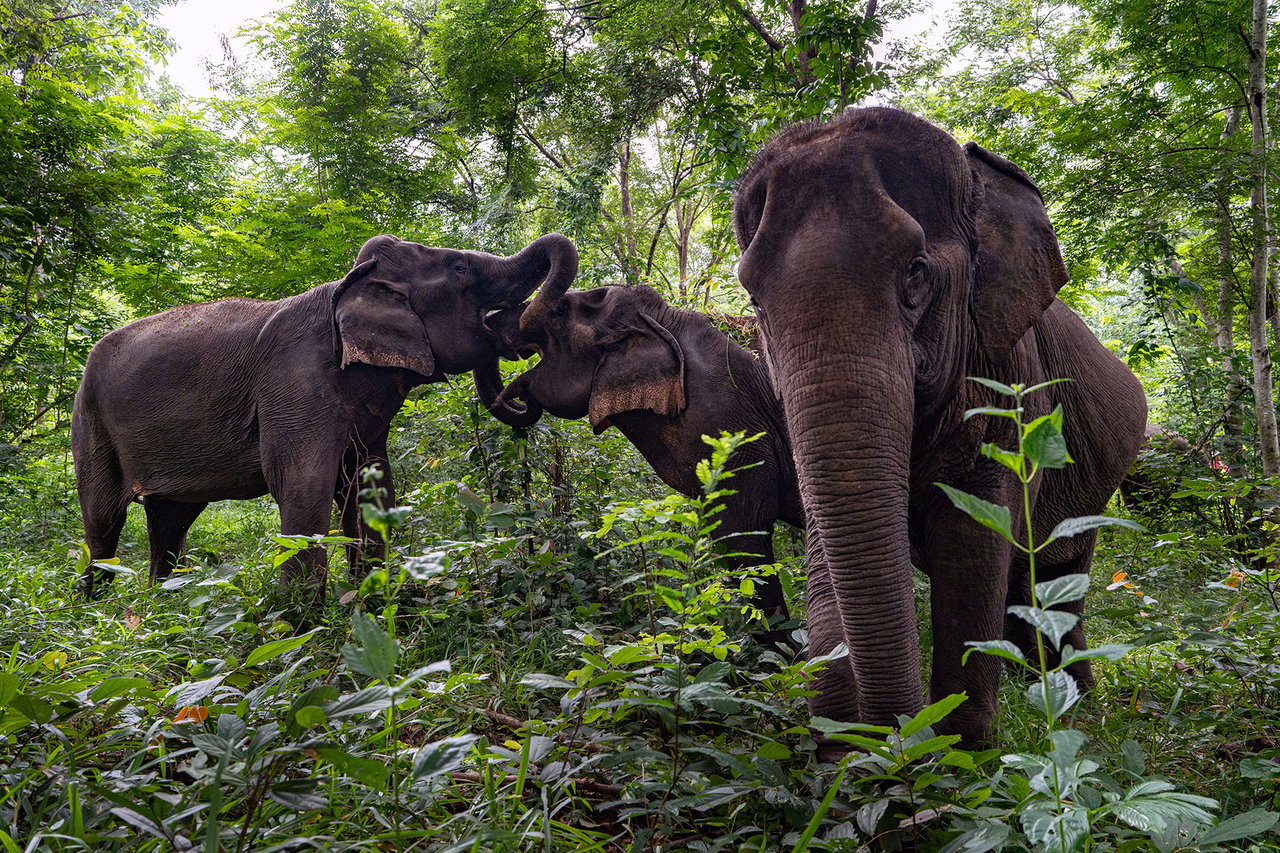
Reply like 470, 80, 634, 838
330, 233, 578, 384
732, 107, 1067, 725
482, 284, 687, 434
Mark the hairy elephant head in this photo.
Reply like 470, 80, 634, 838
482, 285, 686, 433
732, 107, 1067, 726
332, 233, 578, 381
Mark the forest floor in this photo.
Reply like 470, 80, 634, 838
2, 442, 1279, 851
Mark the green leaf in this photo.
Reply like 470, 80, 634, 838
90, 677, 153, 702
967, 376, 1018, 397
315, 746, 390, 790
1120, 739, 1146, 775
1023, 406, 1071, 470
1022, 378, 1073, 395
412, 734, 480, 781
245, 629, 322, 668
756, 741, 792, 760
520, 672, 575, 689
964, 406, 1020, 421
810, 716, 893, 735
294, 706, 327, 729
1048, 515, 1144, 541
268, 778, 328, 811
938, 751, 976, 770
1107, 780, 1218, 833
1240, 757, 1280, 780
903, 734, 963, 760
935, 821, 1010, 853
342, 613, 399, 681
1059, 644, 1132, 667
324, 685, 393, 721
1022, 804, 1090, 851
935, 483, 1014, 541
1034, 574, 1090, 608
0, 673, 20, 708
11, 695, 52, 725
1197, 809, 1279, 845
1007, 605, 1080, 649
900, 692, 967, 737
1025, 671, 1080, 721
980, 442, 1023, 474
963, 640, 1028, 667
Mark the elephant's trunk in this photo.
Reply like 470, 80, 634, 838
517, 236, 578, 332
772, 325, 923, 727
499, 234, 578, 309
475, 361, 543, 428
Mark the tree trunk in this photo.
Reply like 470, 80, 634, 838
1216, 108, 1248, 465
1247, 0, 1280, 480
618, 139, 638, 283
788, 0, 814, 84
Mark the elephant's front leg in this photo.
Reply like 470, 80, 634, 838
271, 458, 344, 594
917, 489, 1018, 747
336, 440, 394, 579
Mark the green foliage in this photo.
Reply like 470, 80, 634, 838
939, 379, 1276, 851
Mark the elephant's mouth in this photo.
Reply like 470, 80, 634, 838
483, 305, 540, 361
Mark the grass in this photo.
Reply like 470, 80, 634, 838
2, 426, 1280, 850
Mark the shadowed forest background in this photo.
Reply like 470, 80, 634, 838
7, 0, 1280, 849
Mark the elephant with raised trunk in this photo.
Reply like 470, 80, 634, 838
481, 283, 801, 623
73, 233, 578, 597
732, 107, 1146, 746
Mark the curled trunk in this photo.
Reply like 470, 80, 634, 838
499, 234, 578, 312
475, 362, 542, 428
473, 234, 576, 427
517, 236, 579, 332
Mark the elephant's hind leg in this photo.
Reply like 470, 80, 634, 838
75, 451, 133, 598
143, 498, 208, 584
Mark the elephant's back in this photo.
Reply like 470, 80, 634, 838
75, 297, 285, 498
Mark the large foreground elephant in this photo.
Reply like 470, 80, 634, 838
73, 234, 577, 597
482, 283, 801, 621
732, 107, 1146, 745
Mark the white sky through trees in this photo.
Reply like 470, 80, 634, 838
154, 0, 953, 97
156, 0, 284, 96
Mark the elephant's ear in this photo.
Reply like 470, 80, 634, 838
588, 312, 686, 434
332, 258, 436, 377
965, 142, 1068, 355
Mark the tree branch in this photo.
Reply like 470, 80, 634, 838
719, 0, 783, 51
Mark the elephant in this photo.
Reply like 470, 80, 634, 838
72, 233, 578, 597
731, 107, 1147, 746
1119, 424, 1228, 513
480, 283, 802, 624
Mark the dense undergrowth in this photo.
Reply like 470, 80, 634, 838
3, 380, 1280, 851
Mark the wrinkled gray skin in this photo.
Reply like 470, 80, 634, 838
73, 233, 578, 597
481, 284, 802, 623
733, 107, 1147, 747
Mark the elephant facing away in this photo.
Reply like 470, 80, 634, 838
481, 282, 801, 623
733, 107, 1146, 746
72, 233, 578, 597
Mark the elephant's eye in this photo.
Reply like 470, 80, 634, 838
908, 257, 928, 279
453, 263, 468, 275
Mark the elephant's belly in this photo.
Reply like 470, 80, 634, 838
121, 447, 268, 503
